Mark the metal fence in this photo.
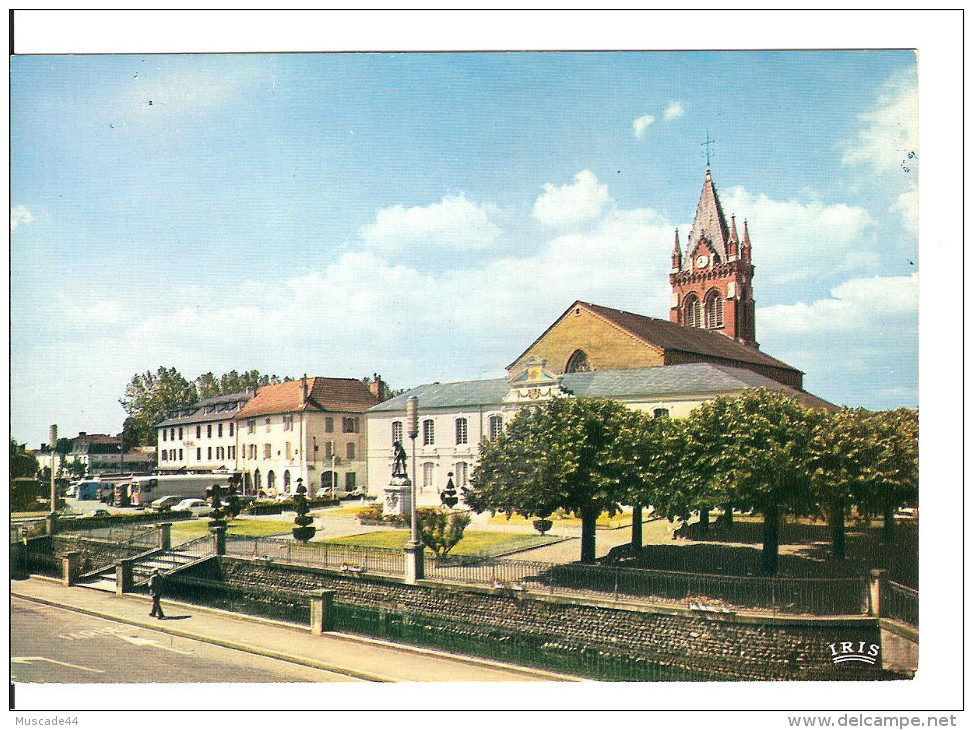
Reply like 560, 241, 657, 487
428, 556, 868, 616
882, 580, 918, 628
59, 523, 161, 550
225, 536, 404, 576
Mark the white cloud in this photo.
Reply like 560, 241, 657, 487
632, 114, 655, 139
663, 101, 684, 121
11, 205, 34, 230
758, 274, 917, 337
532, 170, 612, 230
361, 194, 502, 252
891, 188, 918, 235
720, 187, 876, 292
841, 68, 918, 178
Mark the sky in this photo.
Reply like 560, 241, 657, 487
10, 47, 920, 447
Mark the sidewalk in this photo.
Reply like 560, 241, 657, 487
11, 576, 578, 683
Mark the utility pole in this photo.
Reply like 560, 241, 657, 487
49, 425, 58, 515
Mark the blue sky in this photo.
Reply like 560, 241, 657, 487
10, 49, 919, 446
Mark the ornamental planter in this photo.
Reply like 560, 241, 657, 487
533, 518, 553, 535
292, 525, 316, 542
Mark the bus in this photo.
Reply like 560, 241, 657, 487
127, 473, 236, 508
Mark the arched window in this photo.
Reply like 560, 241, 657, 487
489, 415, 504, 440
704, 289, 724, 329
684, 293, 701, 328
565, 349, 591, 373
423, 419, 435, 446
283, 470, 291, 490
267, 470, 277, 490
455, 418, 468, 445
422, 462, 435, 489
244, 472, 253, 493
253, 469, 261, 490
455, 461, 469, 487
391, 420, 403, 445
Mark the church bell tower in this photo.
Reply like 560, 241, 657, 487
669, 168, 757, 347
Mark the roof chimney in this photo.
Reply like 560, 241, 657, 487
302, 374, 309, 404
369, 373, 385, 401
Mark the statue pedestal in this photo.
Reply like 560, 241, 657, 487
383, 476, 413, 518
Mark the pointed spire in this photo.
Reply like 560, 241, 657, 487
687, 168, 730, 263
741, 219, 752, 262
671, 228, 683, 269
727, 215, 739, 257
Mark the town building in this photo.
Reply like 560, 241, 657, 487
234, 377, 380, 497
366, 167, 829, 499
155, 391, 253, 472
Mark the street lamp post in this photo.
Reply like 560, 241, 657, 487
403, 396, 423, 583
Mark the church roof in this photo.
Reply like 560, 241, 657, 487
685, 168, 731, 266
236, 377, 379, 419
579, 302, 801, 375
367, 362, 831, 413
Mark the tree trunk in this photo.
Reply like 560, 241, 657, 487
698, 507, 709, 534
882, 501, 895, 543
630, 504, 643, 555
722, 505, 733, 528
830, 496, 846, 561
761, 504, 780, 575
580, 507, 598, 564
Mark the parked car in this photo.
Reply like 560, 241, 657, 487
150, 495, 183, 512
173, 498, 214, 517
85, 508, 111, 518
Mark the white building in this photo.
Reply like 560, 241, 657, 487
235, 377, 379, 497
155, 391, 252, 472
366, 360, 833, 501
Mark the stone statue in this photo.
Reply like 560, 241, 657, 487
392, 440, 408, 478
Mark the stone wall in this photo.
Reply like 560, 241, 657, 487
190, 557, 894, 681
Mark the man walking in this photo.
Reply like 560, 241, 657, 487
148, 568, 165, 620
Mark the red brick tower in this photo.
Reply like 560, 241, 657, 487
669, 168, 757, 347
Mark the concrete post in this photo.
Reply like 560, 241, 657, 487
61, 551, 82, 586
116, 558, 134, 596
310, 590, 337, 635
158, 523, 172, 551
45, 514, 57, 536
403, 542, 424, 584
869, 568, 888, 617
211, 526, 227, 556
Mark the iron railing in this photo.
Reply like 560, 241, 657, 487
225, 536, 404, 576
882, 580, 918, 628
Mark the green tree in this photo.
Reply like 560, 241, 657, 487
863, 408, 918, 543
10, 439, 39, 480
417, 507, 472, 557
67, 457, 86, 478
626, 413, 690, 548
466, 397, 635, 564
683, 389, 817, 574
808, 408, 877, 560
196, 372, 221, 398
119, 367, 198, 446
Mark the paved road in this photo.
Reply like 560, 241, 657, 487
11, 596, 360, 683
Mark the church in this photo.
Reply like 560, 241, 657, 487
365, 168, 832, 498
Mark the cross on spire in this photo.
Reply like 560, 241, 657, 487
701, 131, 715, 168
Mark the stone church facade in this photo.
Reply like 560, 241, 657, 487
366, 168, 828, 498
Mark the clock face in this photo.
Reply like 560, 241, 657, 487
695, 255, 708, 268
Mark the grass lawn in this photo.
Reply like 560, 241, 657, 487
170, 518, 295, 541
488, 510, 636, 530
318, 504, 375, 518
320, 529, 558, 557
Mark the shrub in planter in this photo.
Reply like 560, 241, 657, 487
291, 479, 316, 542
